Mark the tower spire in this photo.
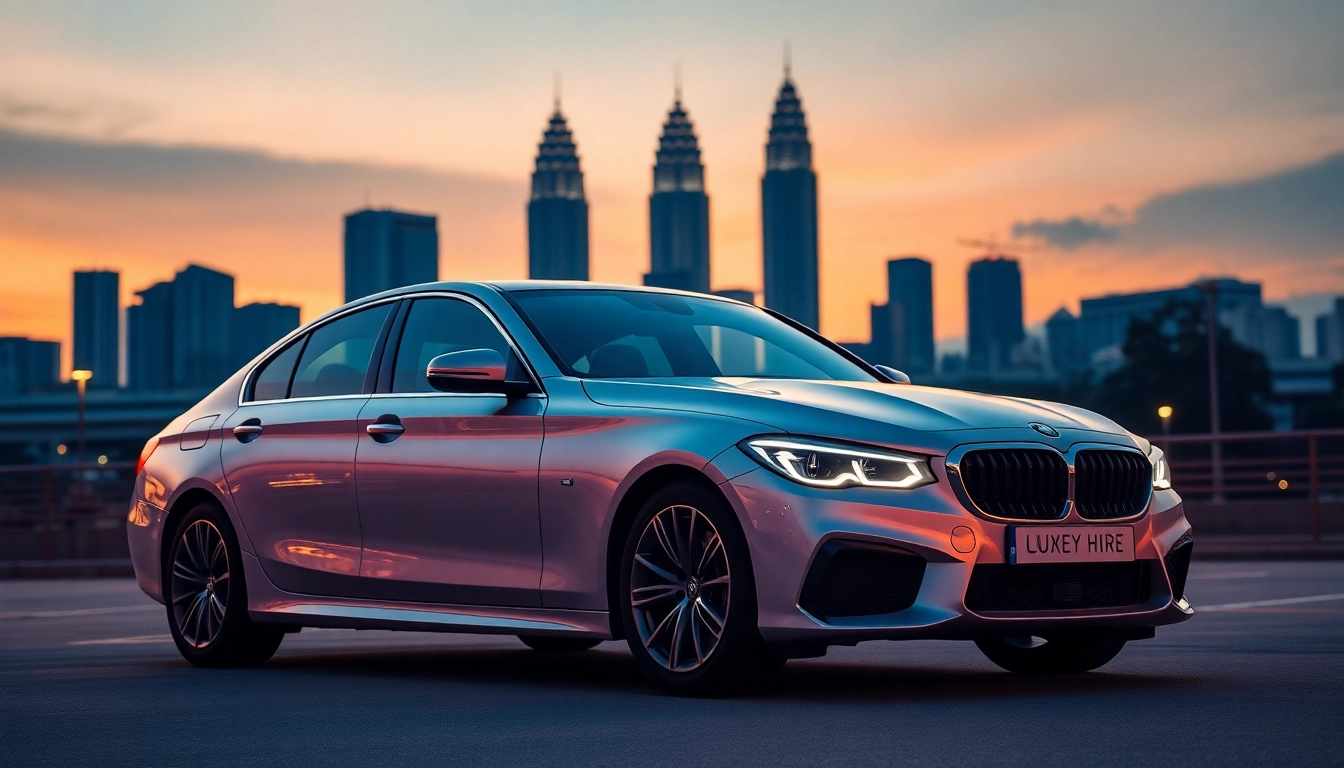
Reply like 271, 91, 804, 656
674, 61, 682, 104
553, 71, 561, 113
784, 41, 792, 80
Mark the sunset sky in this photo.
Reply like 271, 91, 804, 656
2, 1, 1342, 372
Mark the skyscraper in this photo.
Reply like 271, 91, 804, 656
645, 87, 710, 294
0, 337, 60, 395
171, 264, 235, 389
73, 270, 119, 387
869, 257, 934, 374
528, 98, 589, 281
344, 208, 439, 303
761, 60, 820, 330
232, 302, 301, 369
127, 281, 174, 391
967, 257, 1025, 373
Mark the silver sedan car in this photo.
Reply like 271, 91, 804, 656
127, 282, 1193, 696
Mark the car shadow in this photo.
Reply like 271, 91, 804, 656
249, 642, 1201, 703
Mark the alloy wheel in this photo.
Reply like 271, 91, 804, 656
170, 519, 230, 649
630, 504, 731, 672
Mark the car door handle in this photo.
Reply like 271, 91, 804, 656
366, 423, 405, 436
232, 420, 263, 443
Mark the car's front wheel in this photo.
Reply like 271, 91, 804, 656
975, 632, 1127, 674
618, 481, 783, 697
165, 501, 284, 668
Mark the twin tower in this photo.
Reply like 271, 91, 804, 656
527, 63, 820, 330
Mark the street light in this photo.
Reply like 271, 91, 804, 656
1158, 405, 1173, 436
70, 369, 92, 465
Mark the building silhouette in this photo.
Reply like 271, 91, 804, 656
1076, 278, 1262, 364
645, 87, 711, 294
232, 302, 301, 369
1045, 308, 1087, 375
171, 265, 235, 389
73, 270, 119, 387
713, 289, 756, 305
344, 208, 438, 303
967, 257, 1025, 373
528, 98, 589, 281
0, 337, 60, 395
761, 61, 820, 330
869, 257, 934, 374
127, 281, 174, 391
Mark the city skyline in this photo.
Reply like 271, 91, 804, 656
2, 3, 1341, 368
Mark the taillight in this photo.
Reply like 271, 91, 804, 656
136, 436, 160, 476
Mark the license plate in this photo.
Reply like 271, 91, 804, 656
1010, 526, 1135, 564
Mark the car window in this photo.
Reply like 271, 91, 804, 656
391, 298, 524, 393
248, 339, 304, 402
510, 289, 875, 381
289, 303, 393, 398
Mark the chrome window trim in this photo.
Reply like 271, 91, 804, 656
944, 441, 1152, 524
238, 290, 546, 408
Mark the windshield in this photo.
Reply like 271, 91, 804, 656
508, 289, 877, 382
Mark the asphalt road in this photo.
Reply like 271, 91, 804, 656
3, 562, 1342, 767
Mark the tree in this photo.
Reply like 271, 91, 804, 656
1091, 301, 1273, 435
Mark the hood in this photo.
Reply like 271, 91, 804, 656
580, 377, 1131, 451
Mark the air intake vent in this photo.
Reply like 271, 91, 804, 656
958, 448, 1068, 520
799, 542, 926, 621
1075, 450, 1152, 519
1163, 538, 1193, 600
965, 561, 1151, 612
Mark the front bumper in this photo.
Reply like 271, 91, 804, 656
721, 461, 1194, 645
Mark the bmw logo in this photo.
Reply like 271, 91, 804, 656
1029, 422, 1060, 438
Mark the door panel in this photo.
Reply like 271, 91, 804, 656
221, 399, 366, 596
354, 395, 545, 606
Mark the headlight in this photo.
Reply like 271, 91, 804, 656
1149, 444, 1172, 490
741, 437, 935, 489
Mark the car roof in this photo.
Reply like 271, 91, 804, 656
363, 280, 750, 303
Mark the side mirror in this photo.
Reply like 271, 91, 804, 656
874, 365, 911, 385
426, 349, 530, 395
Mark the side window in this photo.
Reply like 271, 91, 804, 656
248, 339, 304, 402
290, 303, 393, 398
579, 334, 674, 378
392, 298, 523, 393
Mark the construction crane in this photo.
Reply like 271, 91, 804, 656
956, 237, 1038, 259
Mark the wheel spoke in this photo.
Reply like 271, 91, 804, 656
634, 553, 679, 584
172, 559, 206, 584
669, 598, 692, 669
651, 514, 680, 571
700, 574, 729, 587
631, 584, 681, 606
697, 600, 726, 636
690, 602, 705, 664
697, 533, 722, 576
644, 599, 684, 650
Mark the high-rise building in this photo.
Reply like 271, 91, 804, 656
869, 257, 934, 374
344, 208, 439, 303
170, 265, 235, 389
1045, 308, 1087, 374
528, 100, 589, 281
644, 89, 710, 294
966, 257, 1025, 372
761, 62, 819, 330
713, 289, 756, 305
1226, 303, 1301, 363
127, 281, 173, 391
232, 302, 301, 369
73, 270, 120, 388
0, 337, 60, 395
1076, 278, 1262, 364
1317, 300, 1344, 362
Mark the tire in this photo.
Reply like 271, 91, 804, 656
164, 501, 284, 668
518, 636, 602, 653
975, 632, 1127, 675
618, 480, 783, 697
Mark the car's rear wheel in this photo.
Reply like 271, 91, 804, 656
518, 636, 602, 653
975, 632, 1127, 674
165, 501, 284, 668
618, 481, 783, 697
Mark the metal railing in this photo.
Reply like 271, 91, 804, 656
0, 461, 137, 562
1154, 428, 1344, 542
